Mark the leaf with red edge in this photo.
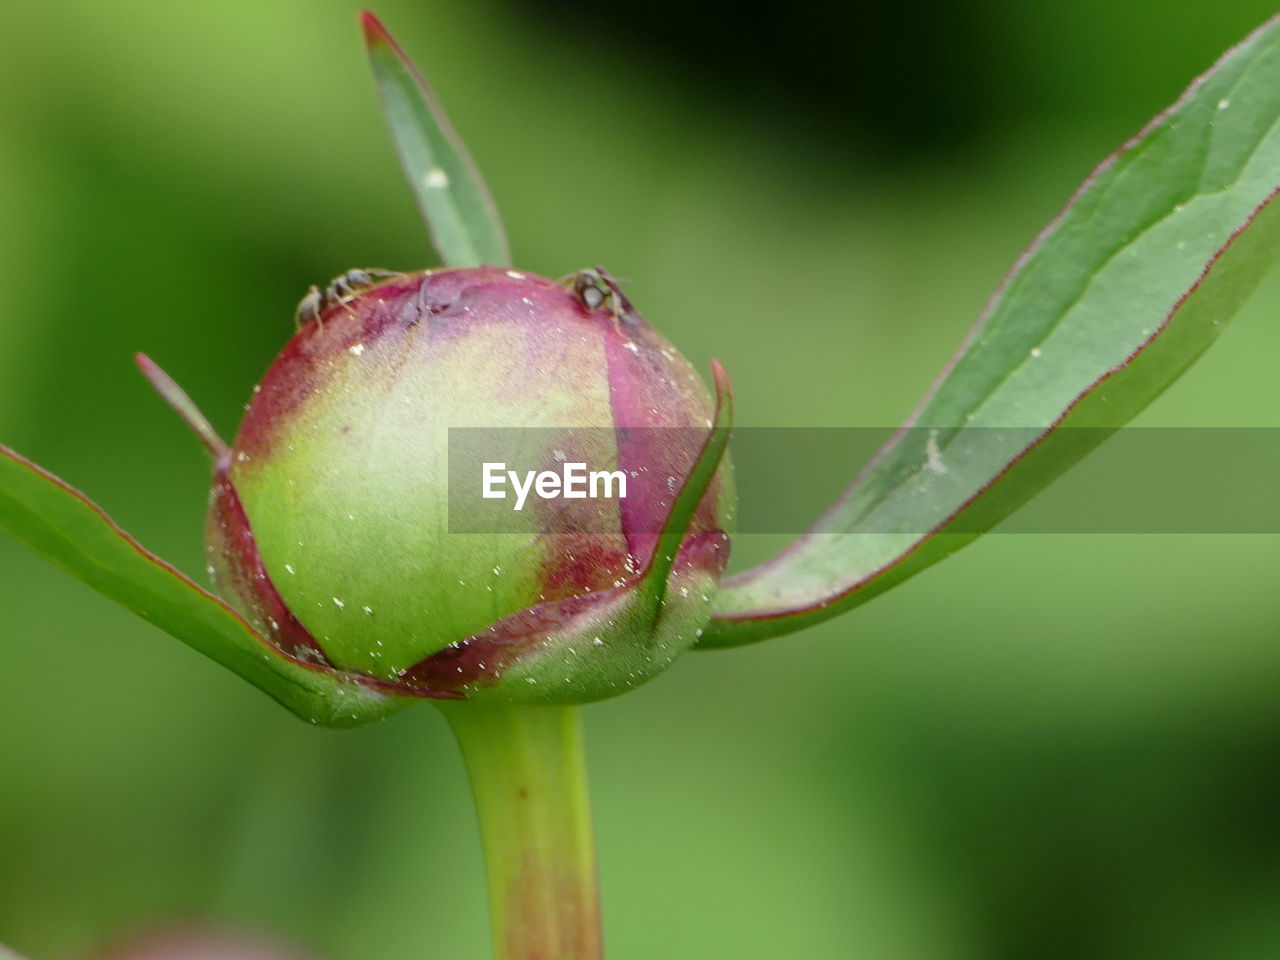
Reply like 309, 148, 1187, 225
701, 15, 1280, 648
0, 442, 415, 726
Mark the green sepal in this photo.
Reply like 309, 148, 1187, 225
637, 359, 733, 607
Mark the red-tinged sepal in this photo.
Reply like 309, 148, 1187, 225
205, 464, 331, 664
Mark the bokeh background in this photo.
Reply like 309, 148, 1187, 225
3, 1, 1280, 957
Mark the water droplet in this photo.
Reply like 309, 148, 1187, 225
1217, 98, 1231, 110
1030, 347, 1042, 358
424, 168, 449, 189
285, 564, 297, 575
332, 597, 345, 609
348, 343, 366, 357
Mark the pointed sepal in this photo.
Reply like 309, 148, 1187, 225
638, 360, 733, 607
136, 353, 231, 461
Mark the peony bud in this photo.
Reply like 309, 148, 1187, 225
202, 266, 734, 703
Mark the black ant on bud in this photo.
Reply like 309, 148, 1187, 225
294, 268, 405, 330
564, 266, 639, 326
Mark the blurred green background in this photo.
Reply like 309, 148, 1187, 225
4, 1, 1280, 957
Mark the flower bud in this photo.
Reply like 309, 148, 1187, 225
206, 266, 733, 702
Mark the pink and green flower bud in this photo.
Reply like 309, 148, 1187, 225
206, 266, 734, 703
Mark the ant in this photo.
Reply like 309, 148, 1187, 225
564, 266, 639, 326
294, 268, 405, 330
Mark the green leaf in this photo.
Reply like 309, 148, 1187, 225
701, 15, 1280, 648
362, 10, 511, 268
0, 443, 414, 726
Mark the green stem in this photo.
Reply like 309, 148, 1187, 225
440, 702, 603, 960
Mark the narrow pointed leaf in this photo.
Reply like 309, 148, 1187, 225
362, 11, 511, 268
136, 353, 231, 460
701, 16, 1280, 648
0, 444, 413, 725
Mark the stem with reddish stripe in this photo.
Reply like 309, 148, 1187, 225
440, 702, 603, 960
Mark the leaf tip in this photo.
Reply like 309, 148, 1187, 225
360, 10, 393, 51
